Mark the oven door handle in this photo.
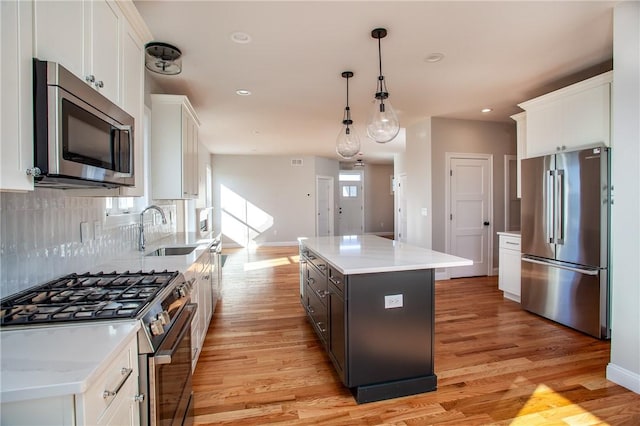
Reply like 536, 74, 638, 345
155, 303, 198, 365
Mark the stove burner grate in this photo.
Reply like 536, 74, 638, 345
0, 270, 179, 325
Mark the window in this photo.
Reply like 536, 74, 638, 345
342, 185, 358, 198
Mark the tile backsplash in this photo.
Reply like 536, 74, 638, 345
0, 189, 175, 298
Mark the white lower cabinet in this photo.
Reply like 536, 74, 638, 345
189, 246, 214, 371
498, 233, 521, 302
0, 334, 140, 426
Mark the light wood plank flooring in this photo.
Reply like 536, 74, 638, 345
192, 246, 640, 425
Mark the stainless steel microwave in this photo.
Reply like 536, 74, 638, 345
33, 59, 135, 188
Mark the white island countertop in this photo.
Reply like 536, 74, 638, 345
299, 235, 472, 275
0, 321, 140, 403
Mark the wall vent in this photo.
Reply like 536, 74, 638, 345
291, 159, 304, 167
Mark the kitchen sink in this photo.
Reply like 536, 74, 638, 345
146, 246, 198, 256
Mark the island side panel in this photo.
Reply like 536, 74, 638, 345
346, 269, 436, 388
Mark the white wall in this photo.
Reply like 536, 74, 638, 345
211, 155, 317, 246
607, 1, 640, 394
395, 119, 433, 249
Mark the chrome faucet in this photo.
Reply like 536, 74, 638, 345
139, 205, 168, 251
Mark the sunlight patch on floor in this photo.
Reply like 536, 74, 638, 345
243, 257, 292, 271
510, 384, 606, 425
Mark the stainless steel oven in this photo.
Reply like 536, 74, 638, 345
144, 302, 196, 426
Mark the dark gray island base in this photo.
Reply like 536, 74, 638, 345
300, 246, 437, 404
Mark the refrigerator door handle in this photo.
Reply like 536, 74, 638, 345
547, 170, 555, 244
522, 255, 599, 276
556, 169, 565, 245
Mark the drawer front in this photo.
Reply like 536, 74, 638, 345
305, 283, 328, 343
500, 235, 521, 250
82, 337, 137, 424
307, 262, 328, 305
328, 267, 345, 295
306, 251, 328, 276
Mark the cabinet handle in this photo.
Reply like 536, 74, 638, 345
505, 241, 519, 246
308, 305, 315, 314
318, 264, 327, 271
85, 74, 96, 83
316, 289, 330, 299
134, 394, 145, 403
307, 277, 315, 285
329, 277, 341, 286
94, 80, 104, 89
317, 322, 326, 332
102, 367, 133, 399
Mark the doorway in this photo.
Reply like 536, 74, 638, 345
338, 170, 364, 235
445, 153, 493, 278
316, 176, 334, 237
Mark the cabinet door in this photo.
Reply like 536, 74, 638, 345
33, 0, 85, 79
118, 19, 145, 196
88, 0, 121, 103
1, 0, 34, 191
328, 286, 345, 383
525, 100, 564, 157
181, 108, 191, 198
499, 246, 521, 300
563, 84, 610, 148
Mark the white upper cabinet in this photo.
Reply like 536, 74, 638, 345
519, 71, 612, 158
34, 0, 121, 104
510, 112, 526, 199
1, 0, 34, 191
151, 95, 200, 200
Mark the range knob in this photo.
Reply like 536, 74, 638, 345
149, 318, 164, 336
157, 310, 170, 325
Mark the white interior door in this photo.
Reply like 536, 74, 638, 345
395, 174, 407, 242
338, 171, 364, 235
316, 176, 334, 237
448, 155, 492, 277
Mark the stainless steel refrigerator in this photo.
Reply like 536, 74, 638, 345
520, 146, 610, 339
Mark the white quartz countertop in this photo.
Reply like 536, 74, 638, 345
0, 321, 140, 403
299, 235, 472, 275
94, 232, 218, 279
497, 231, 521, 238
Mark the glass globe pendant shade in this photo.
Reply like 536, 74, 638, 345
336, 123, 360, 159
366, 96, 400, 143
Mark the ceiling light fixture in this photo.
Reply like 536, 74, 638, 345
425, 53, 445, 63
144, 42, 182, 75
366, 28, 400, 144
481, 108, 493, 113
230, 32, 252, 44
236, 89, 252, 96
336, 71, 361, 159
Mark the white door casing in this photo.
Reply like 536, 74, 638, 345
338, 170, 364, 235
395, 173, 407, 242
316, 176, 334, 237
445, 153, 493, 278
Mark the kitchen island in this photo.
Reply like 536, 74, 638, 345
298, 235, 472, 403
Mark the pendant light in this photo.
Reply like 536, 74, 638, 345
366, 28, 400, 143
336, 71, 361, 159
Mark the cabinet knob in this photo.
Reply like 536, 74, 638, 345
134, 394, 145, 403
94, 80, 104, 89
25, 167, 41, 177
85, 74, 96, 83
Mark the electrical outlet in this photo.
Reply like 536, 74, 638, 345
384, 294, 403, 309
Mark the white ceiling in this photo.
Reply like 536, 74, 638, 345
134, 1, 616, 164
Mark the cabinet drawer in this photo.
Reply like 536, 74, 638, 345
304, 250, 327, 275
328, 267, 345, 295
499, 235, 521, 250
307, 262, 328, 304
305, 283, 327, 343
81, 337, 137, 424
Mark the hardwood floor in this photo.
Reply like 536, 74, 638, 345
192, 246, 640, 425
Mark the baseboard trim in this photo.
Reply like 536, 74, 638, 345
607, 363, 640, 394
435, 271, 449, 281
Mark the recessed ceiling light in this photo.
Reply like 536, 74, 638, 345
230, 32, 252, 44
481, 108, 493, 113
236, 89, 252, 96
425, 53, 445, 63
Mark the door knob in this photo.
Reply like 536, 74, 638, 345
483, 221, 490, 226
